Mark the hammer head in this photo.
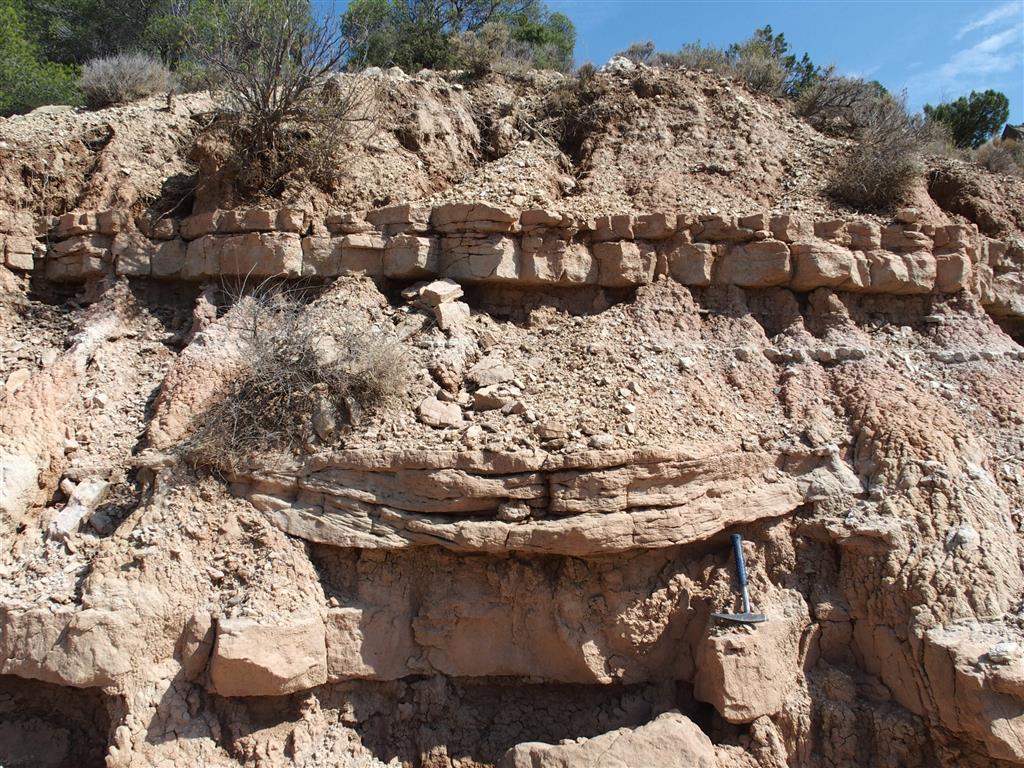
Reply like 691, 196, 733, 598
712, 611, 768, 624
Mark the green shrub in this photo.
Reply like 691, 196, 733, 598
79, 52, 174, 108
343, 0, 575, 73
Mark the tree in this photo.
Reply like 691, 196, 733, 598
0, 0, 80, 116
19, 0, 194, 66
924, 90, 1010, 149
342, 0, 575, 73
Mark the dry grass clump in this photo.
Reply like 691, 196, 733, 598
971, 139, 1024, 177
79, 52, 174, 108
182, 289, 406, 474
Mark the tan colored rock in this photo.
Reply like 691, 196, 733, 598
417, 396, 463, 428
520, 242, 596, 284
384, 234, 439, 279
881, 224, 932, 253
666, 242, 714, 286
441, 235, 520, 282
325, 211, 373, 235
325, 607, 417, 680
179, 210, 221, 240
300, 236, 341, 277
594, 241, 656, 287
500, 711, 716, 768
434, 300, 470, 331
934, 252, 972, 293
186, 232, 303, 278
208, 616, 328, 697
848, 220, 881, 250
866, 250, 936, 294
366, 203, 430, 234
695, 591, 808, 723
789, 239, 869, 291
697, 215, 754, 243
769, 213, 814, 243
420, 278, 463, 306
716, 240, 791, 287
340, 233, 385, 276
53, 211, 99, 239
591, 213, 634, 242
431, 203, 518, 234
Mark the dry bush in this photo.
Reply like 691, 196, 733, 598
181, 287, 406, 473
796, 70, 887, 134
542, 62, 607, 161
731, 50, 787, 95
79, 52, 174, 108
188, 0, 378, 199
972, 140, 1024, 176
829, 94, 933, 211
655, 42, 731, 73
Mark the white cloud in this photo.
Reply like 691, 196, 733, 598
955, 1, 1023, 40
939, 25, 1022, 80
904, 15, 1023, 106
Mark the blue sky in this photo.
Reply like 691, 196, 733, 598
550, 0, 1024, 122
327, 0, 1024, 122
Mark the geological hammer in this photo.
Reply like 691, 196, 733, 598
712, 533, 768, 624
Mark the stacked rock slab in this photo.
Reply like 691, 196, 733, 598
5, 203, 1020, 323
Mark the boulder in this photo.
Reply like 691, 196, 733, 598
384, 234, 439, 279
434, 300, 470, 331
695, 591, 807, 723
431, 203, 518, 234
866, 250, 936, 294
418, 397, 463, 428
441, 235, 520, 282
340, 233, 385, 276
420, 278, 464, 306
325, 606, 416, 680
499, 711, 716, 768
208, 616, 328, 697
666, 242, 714, 286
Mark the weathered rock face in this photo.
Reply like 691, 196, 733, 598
2, 67, 1024, 768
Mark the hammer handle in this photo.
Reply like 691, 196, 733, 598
731, 533, 748, 588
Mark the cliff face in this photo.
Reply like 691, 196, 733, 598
1, 65, 1023, 768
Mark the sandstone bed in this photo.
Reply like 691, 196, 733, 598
1, 64, 1023, 768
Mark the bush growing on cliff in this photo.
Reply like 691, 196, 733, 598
79, 52, 175, 108
618, 26, 818, 97
182, 288, 406, 474
829, 93, 935, 211
185, 0, 376, 198
971, 139, 1024, 177
795, 68, 890, 134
